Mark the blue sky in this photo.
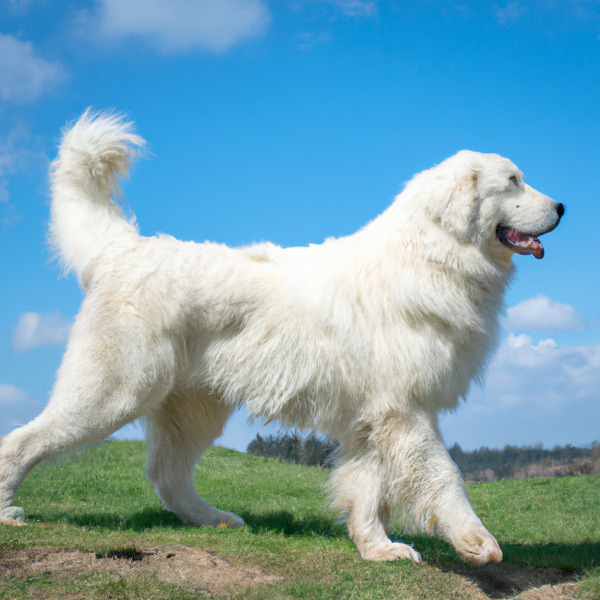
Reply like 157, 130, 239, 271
1, 0, 599, 453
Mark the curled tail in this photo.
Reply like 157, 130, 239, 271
49, 109, 146, 289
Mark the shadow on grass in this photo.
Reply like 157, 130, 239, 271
28, 507, 344, 538
27, 507, 184, 531
28, 506, 600, 567
432, 541, 600, 599
241, 510, 345, 538
436, 558, 575, 599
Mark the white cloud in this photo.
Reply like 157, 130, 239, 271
91, 0, 271, 54
0, 33, 66, 103
486, 334, 600, 405
0, 384, 44, 434
441, 334, 600, 449
0, 384, 29, 405
504, 294, 585, 332
12, 312, 72, 353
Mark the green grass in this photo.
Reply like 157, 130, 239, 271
1, 440, 599, 599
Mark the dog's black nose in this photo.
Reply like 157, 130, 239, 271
557, 203, 565, 218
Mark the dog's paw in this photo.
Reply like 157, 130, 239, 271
216, 511, 245, 529
454, 524, 502, 566
361, 541, 423, 564
0, 505, 26, 524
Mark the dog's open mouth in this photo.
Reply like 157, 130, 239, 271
496, 226, 545, 259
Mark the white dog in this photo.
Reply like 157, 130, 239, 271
0, 111, 563, 566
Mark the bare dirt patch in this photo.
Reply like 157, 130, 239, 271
0, 544, 279, 597
438, 562, 580, 599
0, 545, 583, 599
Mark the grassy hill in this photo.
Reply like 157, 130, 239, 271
1, 441, 599, 599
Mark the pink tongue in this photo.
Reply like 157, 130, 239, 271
507, 229, 544, 259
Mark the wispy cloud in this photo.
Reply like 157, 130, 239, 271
0, 33, 66, 104
330, 0, 378, 18
0, 125, 41, 175
296, 30, 332, 51
0, 383, 29, 405
292, 0, 378, 50
504, 295, 585, 333
0, 180, 18, 228
495, 2, 528, 26
0, 33, 55, 228
85, 0, 271, 54
0, 384, 44, 434
6, 0, 35, 8
12, 312, 72, 353
0, 125, 47, 227
493, 0, 600, 30
292, 0, 379, 19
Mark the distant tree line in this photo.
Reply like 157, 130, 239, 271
247, 432, 338, 467
247, 433, 599, 481
448, 442, 597, 481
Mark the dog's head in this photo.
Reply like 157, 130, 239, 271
417, 150, 564, 261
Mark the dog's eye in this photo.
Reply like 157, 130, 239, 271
509, 175, 520, 185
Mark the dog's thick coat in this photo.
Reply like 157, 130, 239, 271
0, 112, 563, 565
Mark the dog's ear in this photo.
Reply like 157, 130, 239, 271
428, 165, 480, 243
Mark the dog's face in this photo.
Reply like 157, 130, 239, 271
474, 153, 563, 260
427, 151, 564, 261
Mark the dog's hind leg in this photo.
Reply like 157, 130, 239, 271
145, 392, 244, 529
0, 316, 173, 523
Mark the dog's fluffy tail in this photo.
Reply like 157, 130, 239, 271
49, 109, 146, 289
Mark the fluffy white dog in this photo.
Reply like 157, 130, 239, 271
0, 111, 563, 566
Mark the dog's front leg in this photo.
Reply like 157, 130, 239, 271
329, 422, 423, 563
330, 409, 502, 566
387, 410, 502, 566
